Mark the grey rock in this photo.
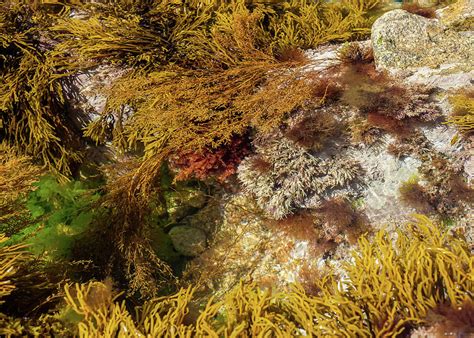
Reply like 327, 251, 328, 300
169, 226, 207, 257
348, 141, 422, 225
399, 64, 474, 90
371, 9, 474, 70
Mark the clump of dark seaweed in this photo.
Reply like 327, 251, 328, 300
425, 300, 474, 337
0, 143, 43, 231
338, 42, 374, 65
265, 196, 369, 262
395, 134, 474, 216
284, 108, 341, 150
402, 3, 437, 18
337, 52, 441, 144
399, 176, 434, 213
348, 116, 383, 145
360, 85, 440, 121
315, 197, 370, 244
366, 112, 411, 137
0, 2, 84, 177
418, 155, 474, 216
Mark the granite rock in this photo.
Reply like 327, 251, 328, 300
371, 9, 473, 70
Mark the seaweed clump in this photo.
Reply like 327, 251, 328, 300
0, 235, 71, 337
389, 130, 473, 217
338, 50, 441, 143
446, 89, 474, 135
267, 197, 369, 258
0, 2, 84, 177
284, 108, 341, 150
315, 197, 370, 244
0, 143, 43, 231
399, 176, 434, 213
238, 137, 360, 219
169, 135, 251, 182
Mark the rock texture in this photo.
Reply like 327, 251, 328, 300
438, 0, 474, 29
371, 9, 473, 70
169, 225, 207, 257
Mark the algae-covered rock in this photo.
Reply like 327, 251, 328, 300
169, 225, 207, 257
371, 9, 473, 70
165, 187, 207, 221
438, 0, 474, 30
187, 199, 223, 234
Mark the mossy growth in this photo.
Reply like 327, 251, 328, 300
3, 175, 101, 261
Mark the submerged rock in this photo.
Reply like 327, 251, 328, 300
371, 9, 473, 70
165, 187, 207, 221
169, 225, 207, 257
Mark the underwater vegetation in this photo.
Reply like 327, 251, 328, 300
4, 175, 101, 261
399, 176, 434, 213
1, 215, 472, 337
284, 108, 341, 150
0, 3, 85, 177
169, 135, 251, 183
393, 129, 474, 217
34, 0, 386, 295
1, 0, 473, 336
265, 196, 370, 258
1, 0, 381, 180
446, 89, 474, 135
